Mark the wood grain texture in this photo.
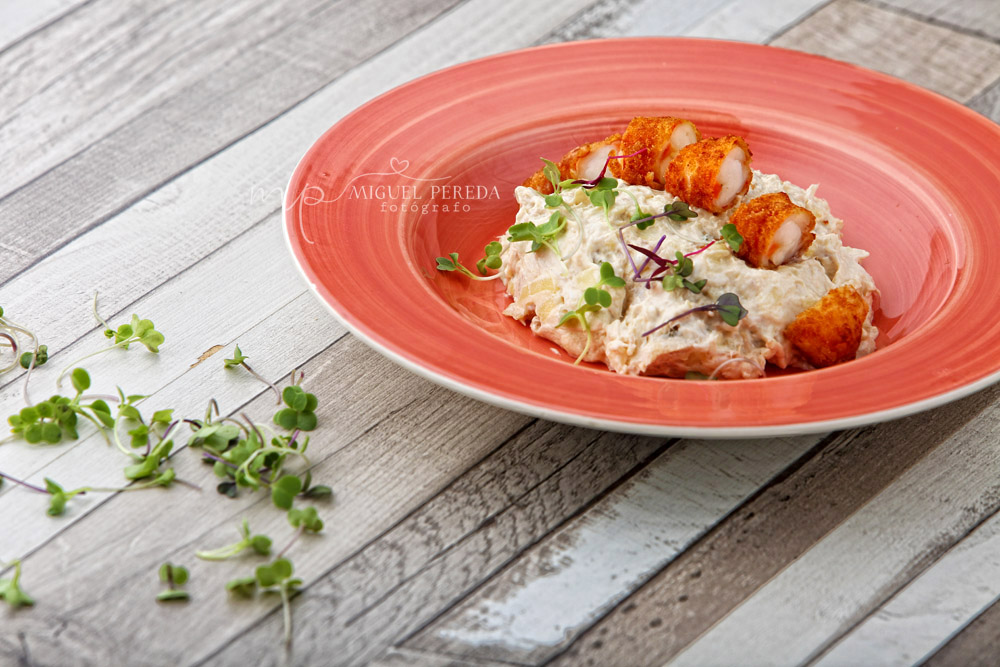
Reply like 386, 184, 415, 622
540, 0, 831, 46
0, 0, 460, 286
204, 427, 667, 666
0, 0, 327, 195
0, 218, 338, 557
685, 0, 829, 43
405, 436, 819, 665
968, 77, 1000, 123
541, 0, 730, 42
772, 0, 1000, 102
370, 648, 508, 667
0, 334, 532, 666
922, 597, 1000, 667
550, 386, 999, 666
867, 0, 1000, 42
814, 507, 1000, 666
0, 0, 85, 51
0, 0, 598, 487
668, 390, 1000, 666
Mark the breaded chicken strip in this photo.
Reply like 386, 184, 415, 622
784, 285, 868, 367
608, 116, 701, 187
731, 192, 816, 268
522, 134, 622, 194
663, 135, 752, 213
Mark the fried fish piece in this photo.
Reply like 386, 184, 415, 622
731, 192, 816, 268
608, 116, 701, 187
784, 284, 868, 367
663, 135, 752, 214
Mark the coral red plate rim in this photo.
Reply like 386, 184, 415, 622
283, 38, 1000, 438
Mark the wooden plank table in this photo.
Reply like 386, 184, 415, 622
2, 1, 1000, 665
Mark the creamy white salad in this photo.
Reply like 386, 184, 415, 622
497, 171, 878, 378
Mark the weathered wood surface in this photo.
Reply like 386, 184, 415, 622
405, 436, 820, 665
0, 0, 461, 285
3, 0, 1000, 665
0, 0, 84, 50
869, 0, 1000, 41
772, 0, 1000, 102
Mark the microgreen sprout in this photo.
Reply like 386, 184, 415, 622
6, 368, 119, 446
642, 293, 749, 337
271, 474, 302, 510
19, 344, 48, 370
0, 306, 44, 404
274, 385, 318, 432
157, 562, 190, 602
299, 469, 333, 500
628, 243, 714, 294
0, 470, 178, 517
226, 557, 303, 646
435, 241, 504, 281
476, 242, 503, 276
56, 298, 164, 388
0, 559, 34, 608
205, 409, 311, 499
224, 345, 281, 404
721, 223, 744, 252
507, 211, 567, 256
196, 519, 272, 560
556, 262, 624, 365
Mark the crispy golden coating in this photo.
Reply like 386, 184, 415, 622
522, 134, 622, 194
784, 285, 868, 368
663, 135, 752, 214
731, 192, 816, 268
608, 117, 700, 188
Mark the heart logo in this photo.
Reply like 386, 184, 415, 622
389, 157, 409, 173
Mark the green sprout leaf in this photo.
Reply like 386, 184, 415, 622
664, 200, 697, 222
715, 292, 749, 326
273, 386, 318, 433
156, 562, 190, 602
288, 506, 324, 533
224, 345, 249, 368
197, 519, 272, 561
0, 560, 34, 608
71, 368, 90, 394
507, 212, 567, 255
271, 475, 303, 510
721, 223, 744, 252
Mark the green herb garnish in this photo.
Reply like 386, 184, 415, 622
556, 262, 625, 365
157, 562, 190, 602
224, 344, 281, 404
436, 240, 505, 281
507, 211, 567, 256
660, 252, 707, 294
196, 519, 272, 560
721, 223, 744, 252
227, 558, 303, 646
56, 303, 164, 388
0, 559, 34, 608
642, 292, 749, 337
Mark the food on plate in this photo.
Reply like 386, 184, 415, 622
663, 135, 753, 214
437, 115, 879, 379
608, 116, 700, 187
523, 135, 622, 194
730, 192, 816, 268
784, 285, 868, 368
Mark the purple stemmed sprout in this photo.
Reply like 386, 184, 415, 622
628, 239, 716, 285
642, 293, 748, 337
